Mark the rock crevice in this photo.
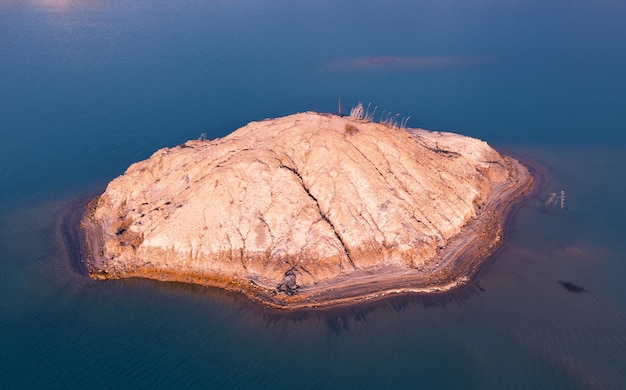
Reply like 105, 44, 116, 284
279, 163, 355, 270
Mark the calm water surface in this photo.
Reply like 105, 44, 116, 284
1, 1, 625, 388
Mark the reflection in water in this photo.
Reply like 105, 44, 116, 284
330, 55, 494, 70
28, 0, 100, 10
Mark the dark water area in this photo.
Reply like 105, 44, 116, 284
2, 0, 626, 388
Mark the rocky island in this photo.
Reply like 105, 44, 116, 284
80, 111, 534, 309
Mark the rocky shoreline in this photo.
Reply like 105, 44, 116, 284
77, 113, 538, 310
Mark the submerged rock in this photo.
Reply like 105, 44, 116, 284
559, 280, 588, 293
81, 112, 533, 308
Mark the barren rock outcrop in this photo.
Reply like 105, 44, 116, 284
81, 112, 532, 307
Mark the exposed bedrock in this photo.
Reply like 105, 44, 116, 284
83, 112, 528, 303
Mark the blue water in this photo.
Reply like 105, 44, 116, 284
1, 1, 626, 388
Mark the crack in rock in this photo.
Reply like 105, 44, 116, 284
278, 163, 356, 270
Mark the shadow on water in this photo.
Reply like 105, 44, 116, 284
256, 282, 489, 335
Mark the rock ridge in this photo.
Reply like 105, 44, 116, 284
80, 112, 534, 308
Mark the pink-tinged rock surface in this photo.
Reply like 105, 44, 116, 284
81, 112, 533, 308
